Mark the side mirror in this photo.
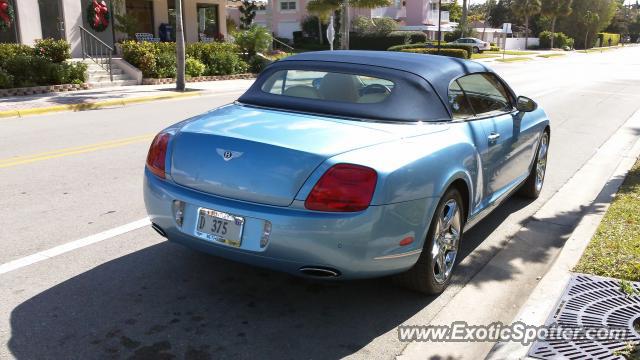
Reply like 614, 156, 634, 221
516, 96, 537, 112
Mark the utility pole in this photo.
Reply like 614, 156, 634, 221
175, 0, 186, 91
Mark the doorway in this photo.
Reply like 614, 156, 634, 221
38, 0, 65, 40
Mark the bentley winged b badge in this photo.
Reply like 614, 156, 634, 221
216, 148, 243, 161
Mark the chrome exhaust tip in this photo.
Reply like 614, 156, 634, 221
299, 266, 341, 278
151, 223, 167, 238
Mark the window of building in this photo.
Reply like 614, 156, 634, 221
197, 3, 219, 39
280, 1, 297, 11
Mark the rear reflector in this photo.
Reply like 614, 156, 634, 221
146, 132, 171, 179
399, 236, 414, 246
305, 164, 377, 212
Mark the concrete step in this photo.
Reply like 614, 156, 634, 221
87, 74, 132, 82
86, 68, 123, 75
88, 79, 139, 88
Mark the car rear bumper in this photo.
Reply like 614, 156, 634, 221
144, 169, 438, 279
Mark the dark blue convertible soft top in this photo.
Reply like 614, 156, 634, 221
238, 50, 495, 122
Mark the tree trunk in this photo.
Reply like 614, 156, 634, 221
550, 16, 556, 48
175, 0, 185, 91
340, 2, 349, 50
584, 32, 588, 51
524, 16, 529, 49
318, 16, 323, 44
461, 0, 468, 36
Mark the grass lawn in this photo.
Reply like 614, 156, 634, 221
484, 50, 538, 56
495, 57, 533, 63
574, 158, 640, 281
537, 53, 566, 58
471, 53, 500, 59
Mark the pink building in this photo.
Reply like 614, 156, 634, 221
228, 0, 453, 40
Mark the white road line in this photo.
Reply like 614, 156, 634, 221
0, 218, 151, 275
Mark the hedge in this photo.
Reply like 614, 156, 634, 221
121, 41, 248, 78
350, 31, 427, 50
0, 40, 86, 89
598, 33, 620, 47
399, 48, 469, 59
389, 42, 472, 59
539, 31, 574, 49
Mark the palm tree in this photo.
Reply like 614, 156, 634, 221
582, 10, 599, 51
541, 0, 572, 48
306, 0, 391, 49
175, 0, 185, 91
460, 0, 468, 37
307, 1, 333, 45
511, 0, 542, 49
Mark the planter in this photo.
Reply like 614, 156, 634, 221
0, 83, 91, 97
142, 73, 256, 85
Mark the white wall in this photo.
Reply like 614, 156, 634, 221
14, 0, 42, 45
63, 0, 84, 58
504, 37, 539, 50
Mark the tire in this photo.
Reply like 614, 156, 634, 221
394, 188, 465, 294
473, 46, 480, 54
518, 131, 550, 199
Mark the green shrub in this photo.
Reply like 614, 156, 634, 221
490, 45, 500, 51
234, 25, 272, 55
185, 57, 206, 77
539, 31, 574, 49
248, 55, 270, 73
207, 50, 248, 75
386, 42, 471, 57
122, 41, 248, 79
33, 39, 71, 63
121, 41, 158, 77
0, 68, 14, 89
399, 48, 468, 59
598, 32, 620, 47
350, 31, 427, 50
352, 16, 397, 36
155, 52, 177, 78
0, 44, 33, 68
1, 55, 86, 88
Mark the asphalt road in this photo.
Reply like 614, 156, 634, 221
1, 47, 640, 360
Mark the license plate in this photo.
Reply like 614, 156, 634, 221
195, 208, 244, 247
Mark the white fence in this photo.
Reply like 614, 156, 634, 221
502, 37, 540, 50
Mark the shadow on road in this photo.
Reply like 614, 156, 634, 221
8, 177, 616, 360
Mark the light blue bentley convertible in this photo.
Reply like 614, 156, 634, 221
144, 51, 550, 294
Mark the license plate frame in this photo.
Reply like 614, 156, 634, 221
194, 207, 245, 248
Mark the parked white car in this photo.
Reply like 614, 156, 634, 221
451, 38, 491, 53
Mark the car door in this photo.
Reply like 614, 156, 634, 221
455, 73, 527, 202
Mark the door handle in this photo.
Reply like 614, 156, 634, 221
488, 132, 501, 143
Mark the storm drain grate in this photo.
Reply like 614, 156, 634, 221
528, 274, 640, 360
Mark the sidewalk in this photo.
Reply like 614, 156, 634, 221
0, 79, 255, 118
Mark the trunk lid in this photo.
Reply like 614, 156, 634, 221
170, 104, 445, 206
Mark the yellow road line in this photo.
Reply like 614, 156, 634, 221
0, 134, 154, 169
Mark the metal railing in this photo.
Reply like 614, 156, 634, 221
79, 26, 114, 82
272, 37, 295, 52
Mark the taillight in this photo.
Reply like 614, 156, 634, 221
146, 132, 171, 179
305, 164, 377, 212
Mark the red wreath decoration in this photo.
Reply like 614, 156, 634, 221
86, 0, 110, 32
0, 0, 15, 32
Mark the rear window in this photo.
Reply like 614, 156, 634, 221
260, 70, 395, 104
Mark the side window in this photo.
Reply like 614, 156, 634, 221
448, 80, 475, 119
455, 73, 513, 116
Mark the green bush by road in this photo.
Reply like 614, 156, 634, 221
399, 48, 469, 59
121, 41, 248, 78
0, 40, 87, 89
574, 159, 640, 281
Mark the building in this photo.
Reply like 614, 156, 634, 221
227, 0, 453, 41
0, 0, 228, 57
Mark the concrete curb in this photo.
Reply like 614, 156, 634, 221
486, 110, 640, 360
0, 91, 203, 119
